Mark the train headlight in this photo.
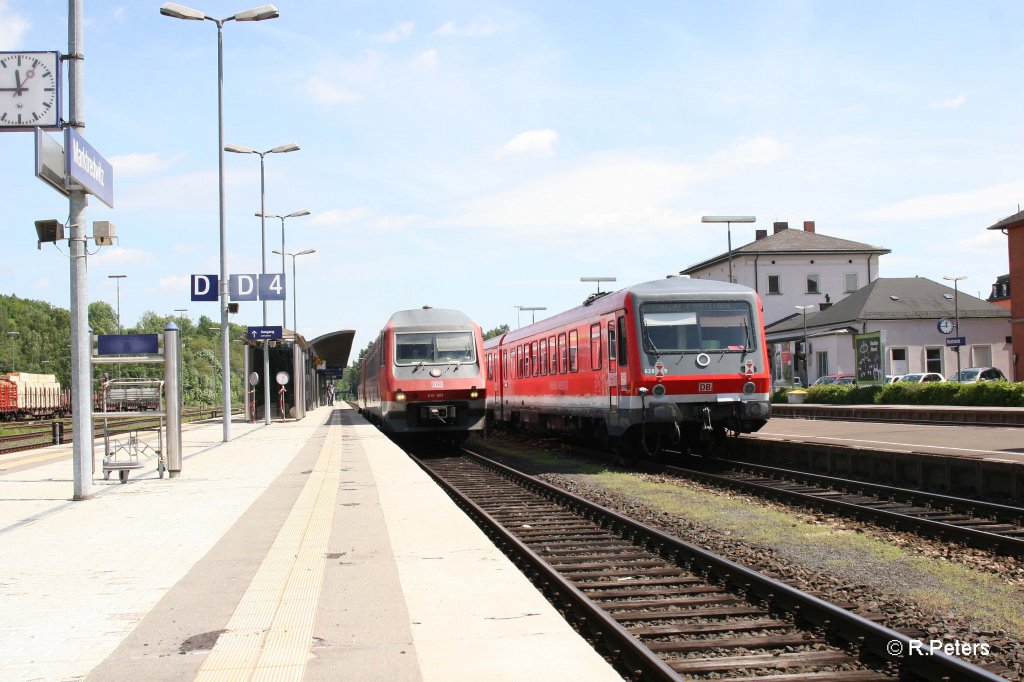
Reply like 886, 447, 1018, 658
469, 388, 480, 399
743, 381, 756, 395
395, 390, 407, 402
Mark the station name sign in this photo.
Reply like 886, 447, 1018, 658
65, 127, 113, 208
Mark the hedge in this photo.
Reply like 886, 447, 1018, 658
771, 381, 1024, 407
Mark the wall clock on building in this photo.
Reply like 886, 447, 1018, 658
937, 318, 954, 335
0, 51, 61, 130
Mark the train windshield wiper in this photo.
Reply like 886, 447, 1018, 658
641, 322, 661, 359
412, 360, 427, 373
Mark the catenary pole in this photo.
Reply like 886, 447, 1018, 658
69, 0, 94, 500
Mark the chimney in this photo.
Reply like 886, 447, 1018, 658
773, 221, 788, 234
803, 220, 816, 233
819, 293, 831, 311
755, 229, 768, 240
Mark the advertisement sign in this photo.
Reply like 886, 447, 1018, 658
853, 331, 884, 384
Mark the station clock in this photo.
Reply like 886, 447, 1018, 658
0, 51, 61, 130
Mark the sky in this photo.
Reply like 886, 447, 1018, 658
0, 1, 1020, 360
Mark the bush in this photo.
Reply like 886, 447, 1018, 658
773, 380, 1024, 407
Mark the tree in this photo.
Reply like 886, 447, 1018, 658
483, 324, 510, 340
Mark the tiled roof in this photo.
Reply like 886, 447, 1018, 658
766, 277, 1009, 335
681, 227, 890, 274
987, 209, 1024, 231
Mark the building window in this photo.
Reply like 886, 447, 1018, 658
924, 347, 942, 374
844, 273, 858, 293
767, 274, 781, 295
890, 347, 908, 376
816, 351, 828, 378
972, 345, 992, 368
806, 274, 820, 294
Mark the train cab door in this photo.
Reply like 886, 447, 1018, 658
606, 315, 619, 413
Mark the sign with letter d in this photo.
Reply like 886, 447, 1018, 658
191, 274, 218, 302
230, 274, 259, 301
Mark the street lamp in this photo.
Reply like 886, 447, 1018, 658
795, 305, 814, 386
227, 142, 299, 426
580, 276, 616, 295
174, 308, 188, 326
108, 274, 126, 334
273, 248, 316, 336
257, 209, 311, 330
943, 275, 967, 382
160, 2, 280, 443
7, 331, 19, 372
701, 215, 756, 284
515, 305, 546, 327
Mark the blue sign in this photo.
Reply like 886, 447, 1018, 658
230, 274, 259, 301
65, 127, 113, 208
247, 326, 283, 341
97, 334, 159, 355
260, 273, 286, 301
945, 336, 966, 348
319, 365, 345, 378
191, 274, 218, 302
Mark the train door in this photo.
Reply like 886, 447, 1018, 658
499, 349, 507, 420
606, 316, 619, 413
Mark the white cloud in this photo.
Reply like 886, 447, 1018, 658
32, 277, 51, 289
498, 129, 559, 158
89, 247, 153, 267
310, 208, 371, 226
705, 135, 790, 175
147, 275, 190, 297
110, 152, 181, 178
303, 76, 362, 104
0, 1, 30, 48
435, 18, 501, 38
378, 21, 414, 42
929, 94, 966, 110
855, 180, 1024, 222
955, 228, 1007, 254
412, 49, 439, 72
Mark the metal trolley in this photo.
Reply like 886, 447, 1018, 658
100, 378, 166, 483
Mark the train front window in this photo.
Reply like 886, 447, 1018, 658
640, 301, 754, 353
395, 331, 476, 365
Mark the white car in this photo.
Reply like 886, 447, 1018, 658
896, 373, 944, 383
947, 367, 1007, 383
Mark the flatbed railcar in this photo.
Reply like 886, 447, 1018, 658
359, 307, 486, 443
0, 372, 69, 420
484, 277, 772, 455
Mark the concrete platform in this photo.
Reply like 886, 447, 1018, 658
0, 404, 621, 681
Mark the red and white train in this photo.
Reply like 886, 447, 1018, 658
359, 307, 487, 442
484, 277, 772, 455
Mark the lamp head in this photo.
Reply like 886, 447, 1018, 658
225, 143, 255, 154
233, 5, 279, 21
256, 212, 279, 219
286, 209, 311, 218
270, 142, 300, 154
159, 2, 206, 20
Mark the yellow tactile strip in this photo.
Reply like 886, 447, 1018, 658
195, 424, 342, 681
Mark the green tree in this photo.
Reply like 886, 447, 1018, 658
483, 324, 509, 340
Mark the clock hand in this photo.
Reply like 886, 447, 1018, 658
13, 69, 22, 95
15, 68, 35, 96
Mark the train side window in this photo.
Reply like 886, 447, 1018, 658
539, 339, 547, 375
531, 341, 539, 377
487, 353, 493, 381
568, 329, 578, 372
558, 333, 568, 373
549, 336, 557, 373
616, 317, 627, 366
608, 322, 616, 362
503, 350, 508, 379
590, 323, 602, 370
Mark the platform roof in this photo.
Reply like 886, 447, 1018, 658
307, 329, 356, 370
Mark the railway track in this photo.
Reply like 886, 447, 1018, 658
0, 407, 222, 455
415, 449, 1003, 681
657, 454, 1024, 558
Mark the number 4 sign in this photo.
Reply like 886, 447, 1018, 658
259, 273, 286, 301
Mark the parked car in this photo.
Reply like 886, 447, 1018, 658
894, 372, 945, 383
947, 367, 1007, 383
811, 373, 855, 386
885, 375, 902, 383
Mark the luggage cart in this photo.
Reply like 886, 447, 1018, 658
101, 378, 166, 483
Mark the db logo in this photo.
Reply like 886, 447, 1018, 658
698, 382, 713, 392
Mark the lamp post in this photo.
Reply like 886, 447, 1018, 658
227, 142, 299, 426
257, 209, 311, 331
515, 305, 546, 327
174, 308, 188, 327
7, 331, 19, 372
273, 248, 316, 336
108, 274, 126, 334
580, 276, 617, 295
795, 305, 814, 386
160, 2, 280, 443
701, 216, 756, 284
943, 275, 967, 382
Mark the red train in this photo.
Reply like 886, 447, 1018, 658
484, 277, 772, 455
0, 372, 70, 420
359, 307, 487, 442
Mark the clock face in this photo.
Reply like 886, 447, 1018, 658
937, 318, 954, 334
0, 52, 60, 129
